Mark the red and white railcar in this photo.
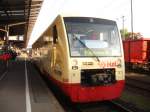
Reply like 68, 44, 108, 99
32, 14, 125, 102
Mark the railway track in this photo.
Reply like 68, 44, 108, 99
126, 76, 150, 84
126, 77, 150, 96
73, 101, 134, 112
126, 68, 150, 75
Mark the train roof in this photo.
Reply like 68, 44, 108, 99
59, 13, 116, 22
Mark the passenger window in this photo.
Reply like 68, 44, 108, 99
53, 25, 58, 44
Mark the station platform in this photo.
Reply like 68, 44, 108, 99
0, 59, 65, 112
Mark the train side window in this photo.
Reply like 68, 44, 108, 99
53, 25, 58, 44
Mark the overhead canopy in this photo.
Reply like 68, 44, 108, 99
0, 0, 43, 47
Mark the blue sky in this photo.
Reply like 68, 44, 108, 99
28, 0, 150, 46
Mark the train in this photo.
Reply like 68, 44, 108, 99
32, 14, 125, 103
0, 49, 17, 61
123, 38, 150, 70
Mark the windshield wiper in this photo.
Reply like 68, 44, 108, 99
72, 34, 100, 62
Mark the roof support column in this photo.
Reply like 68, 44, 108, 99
5, 25, 9, 45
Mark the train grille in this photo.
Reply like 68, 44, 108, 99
81, 69, 116, 86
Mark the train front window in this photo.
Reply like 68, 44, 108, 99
64, 17, 121, 57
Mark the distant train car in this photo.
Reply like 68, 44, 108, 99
32, 14, 125, 102
123, 38, 150, 70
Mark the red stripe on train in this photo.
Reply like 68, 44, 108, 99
48, 76, 125, 103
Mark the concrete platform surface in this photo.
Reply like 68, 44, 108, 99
0, 60, 65, 112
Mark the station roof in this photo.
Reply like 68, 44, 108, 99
0, 0, 43, 47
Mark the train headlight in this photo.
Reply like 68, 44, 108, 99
72, 59, 78, 66
72, 59, 78, 70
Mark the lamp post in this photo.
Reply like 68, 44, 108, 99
131, 0, 134, 39
128, 0, 134, 69
121, 16, 125, 40
0, 28, 9, 45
